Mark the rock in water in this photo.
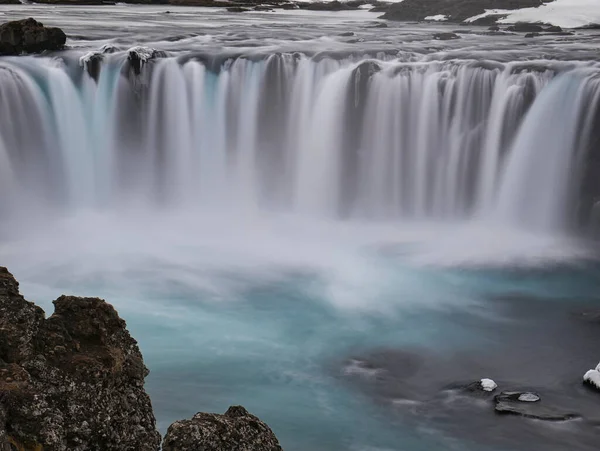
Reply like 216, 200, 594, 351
0, 18, 66, 55
494, 391, 578, 421
162, 405, 283, 451
0, 267, 161, 451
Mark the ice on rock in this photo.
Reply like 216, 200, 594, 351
480, 378, 497, 392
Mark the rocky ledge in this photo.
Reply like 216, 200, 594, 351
0, 267, 282, 451
0, 18, 66, 56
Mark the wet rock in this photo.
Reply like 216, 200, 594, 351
544, 25, 563, 32
79, 51, 104, 81
339, 31, 355, 37
507, 22, 544, 32
524, 32, 540, 38
0, 267, 161, 451
0, 18, 66, 56
494, 391, 579, 421
162, 405, 283, 451
433, 32, 461, 40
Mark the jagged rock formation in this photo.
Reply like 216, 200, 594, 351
162, 406, 283, 451
0, 18, 66, 56
0, 267, 161, 451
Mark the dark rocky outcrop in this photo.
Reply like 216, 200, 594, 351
162, 405, 283, 451
0, 267, 161, 451
380, 0, 549, 23
507, 22, 544, 32
0, 18, 66, 56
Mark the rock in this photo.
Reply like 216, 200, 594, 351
524, 32, 540, 38
544, 25, 562, 32
0, 0, 19, 3
507, 22, 544, 32
227, 6, 250, 12
162, 405, 283, 451
0, 267, 161, 451
280, 3, 298, 9
0, 18, 66, 56
339, 31, 355, 37
488, 25, 500, 31
127, 46, 163, 75
433, 32, 461, 40
367, 22, 388, 28
79, 51, 104, 81
494, 391, 579, 421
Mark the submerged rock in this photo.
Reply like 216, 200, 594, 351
0, 18, 66, 56
162, 405, 283, 451
494, 391, 578, 421
0, 267, 161, 451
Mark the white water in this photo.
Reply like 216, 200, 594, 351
0, 55, 598, 232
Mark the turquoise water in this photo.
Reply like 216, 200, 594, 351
3, 213, 599, 450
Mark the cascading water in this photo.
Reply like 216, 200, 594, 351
0, 53, 599, 234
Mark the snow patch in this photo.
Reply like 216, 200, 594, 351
425, 15, 448, 22
480, 378, 497, 392
465, 9, 512, 23
499, 0, 600, 29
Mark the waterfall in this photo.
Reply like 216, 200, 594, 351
0, 53, 599, 234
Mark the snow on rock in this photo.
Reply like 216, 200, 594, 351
127, 46, 158, 63
425, 14, 448, 21
79, 51, 103, 67
498, 0, 600, 29
480, 378, 497, 392
518, 392, 540, 402
583, 363, 600, 390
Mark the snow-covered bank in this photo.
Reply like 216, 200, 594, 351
499, 0, 600, 29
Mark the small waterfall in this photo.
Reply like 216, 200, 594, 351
0, 53, 599, 235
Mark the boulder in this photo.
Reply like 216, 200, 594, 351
0, 267, 161, 451
162, 405, 282, 451
0, 18, 66, 56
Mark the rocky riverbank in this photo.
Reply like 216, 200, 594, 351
0, 267, 282, 450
